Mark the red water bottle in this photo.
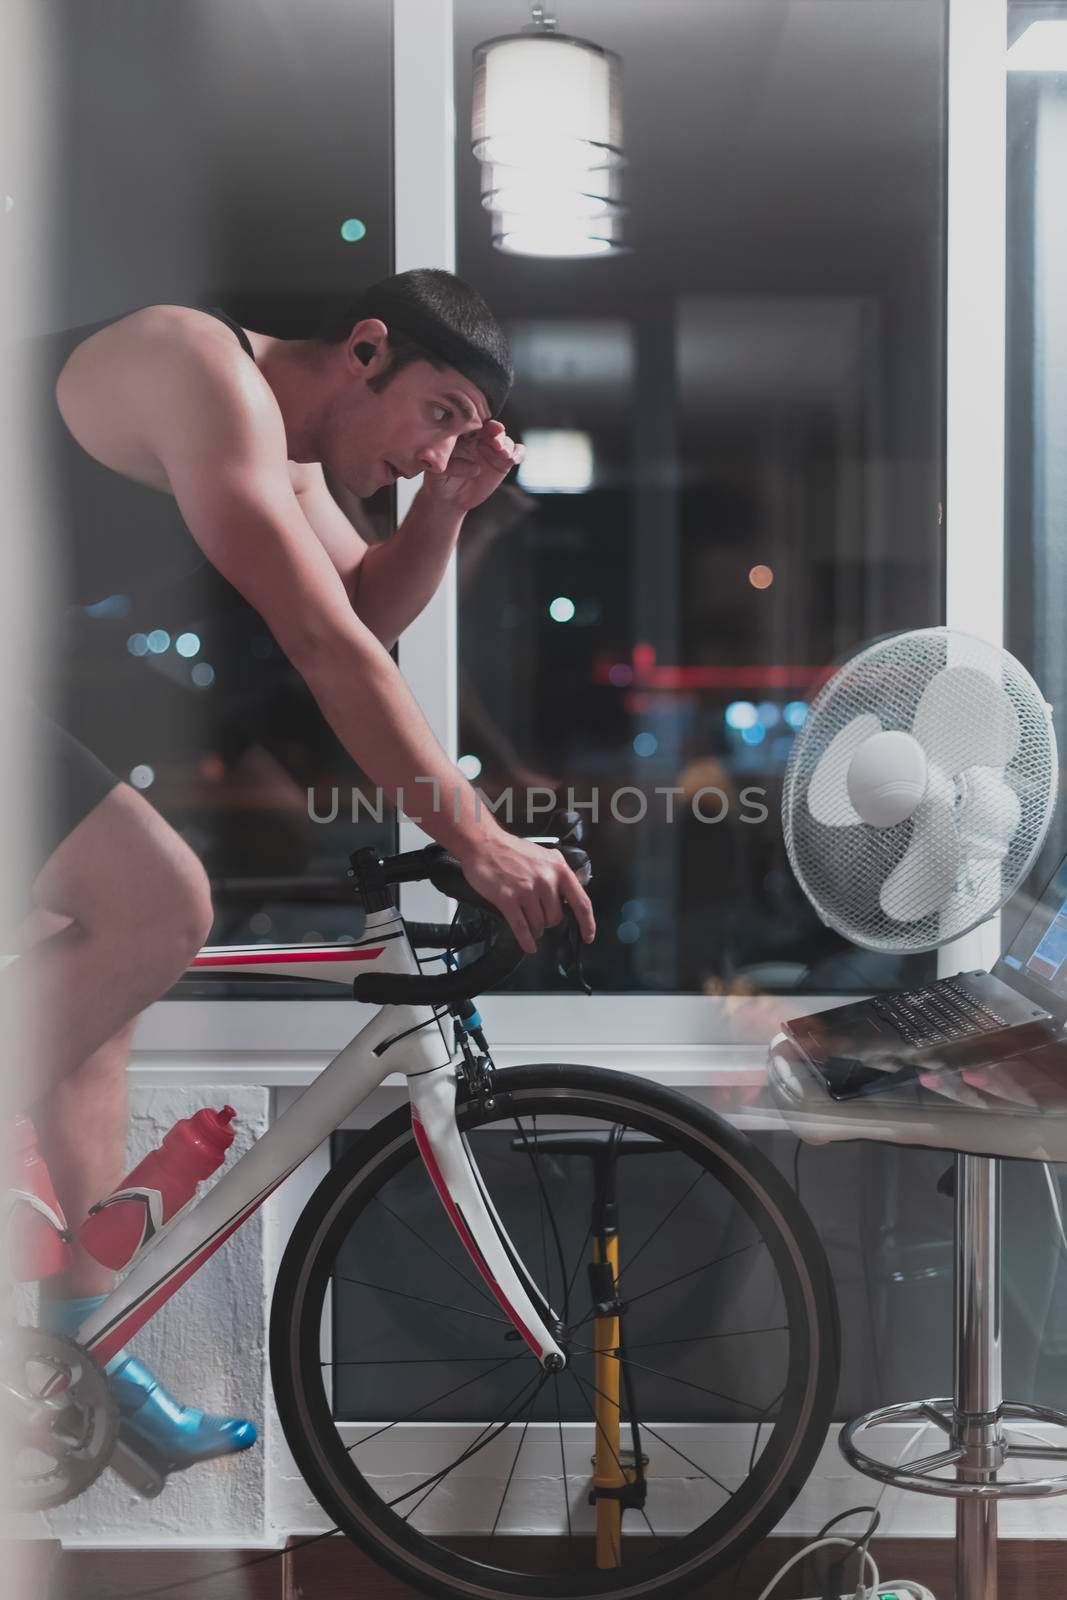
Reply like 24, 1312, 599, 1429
5, 1114, 72, 1282
79, 1106, 237, 1270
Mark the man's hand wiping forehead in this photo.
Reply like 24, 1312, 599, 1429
420, 419, 525, 516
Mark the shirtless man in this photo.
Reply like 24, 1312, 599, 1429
20, 269, 595, 1474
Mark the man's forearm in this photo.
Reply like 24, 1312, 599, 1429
301, 628, 497, 856
352, 490, 463, 649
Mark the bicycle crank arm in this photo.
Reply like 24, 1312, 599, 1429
108, 1435, 168, 1499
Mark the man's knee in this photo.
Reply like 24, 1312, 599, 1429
151, 844, 214, 969
34, 783, 214, 970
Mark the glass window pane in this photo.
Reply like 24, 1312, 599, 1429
32, 0, 393, 975
455, 0, 946, 995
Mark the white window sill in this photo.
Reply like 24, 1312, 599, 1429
127, 992, 842, 1089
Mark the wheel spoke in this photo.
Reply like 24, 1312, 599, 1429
372, 1191, 497, 1310
568, 1365, 662, 1547
566, 1237, 764, 1338
554, 1371, 575, 1549
565, 1211, 596, 1310
748, 1387, 786, 1473
394, 1367, 548, 1519
513, 1114, 570, 1325
345, 1354, 522, 1454
490, 1414, 533, 1537
533, 1117, 551, 1310
323, 1356, 530, 1368
574, 1365, 736, 1501
569, 1337, 777, 1418
618, 1168, 709, 1279
624, 1326, 789, 1352
336, 1275, 510, 1327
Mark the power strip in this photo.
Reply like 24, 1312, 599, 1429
800, 1588, 936, 1600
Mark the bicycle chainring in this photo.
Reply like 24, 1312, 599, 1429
1, 1325, 118, 1509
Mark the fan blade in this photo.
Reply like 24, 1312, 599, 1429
911, 666, 1020, 775
807, 713, 880, 826
956, 767, 1021, 860
938, 870, 1007, 938
880, 797, 961, 923
935, 769, 1021, 933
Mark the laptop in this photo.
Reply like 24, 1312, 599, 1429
784, 849, 1067, 1101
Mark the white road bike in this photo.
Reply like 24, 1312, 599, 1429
6, 819, 839, 1600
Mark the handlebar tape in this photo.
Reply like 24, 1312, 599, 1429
351, 840, 590, 1007
352, 915, 523, 1006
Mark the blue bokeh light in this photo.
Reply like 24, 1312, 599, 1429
725, 700, 758, 731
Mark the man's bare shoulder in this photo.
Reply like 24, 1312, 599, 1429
61, 305, 262, 398
57, 305, 281, 482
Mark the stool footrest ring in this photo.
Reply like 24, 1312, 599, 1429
841, 1397, 1067, 1500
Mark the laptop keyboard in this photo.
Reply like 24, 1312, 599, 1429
870, 981, 1009, 1050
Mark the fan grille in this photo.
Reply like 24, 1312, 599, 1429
782, 629, 1058, 952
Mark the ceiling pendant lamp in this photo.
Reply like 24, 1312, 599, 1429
471, 5, 626, 258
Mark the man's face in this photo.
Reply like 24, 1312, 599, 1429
326, 352, 491, 499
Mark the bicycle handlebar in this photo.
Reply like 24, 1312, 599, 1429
349, 812, 590, 1008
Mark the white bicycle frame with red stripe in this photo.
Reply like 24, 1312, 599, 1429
73, 907, 567, 1373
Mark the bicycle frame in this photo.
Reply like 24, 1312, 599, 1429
73, 908, 567, 1374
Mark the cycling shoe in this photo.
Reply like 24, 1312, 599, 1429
39, 1294, 256, 1472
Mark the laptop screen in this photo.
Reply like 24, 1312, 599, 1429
996, 852, 1067, 1016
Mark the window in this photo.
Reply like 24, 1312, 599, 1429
37, 0, 394, 965
454, 0, 947, 995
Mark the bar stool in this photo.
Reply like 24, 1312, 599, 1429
765, 1036, 1067, 1600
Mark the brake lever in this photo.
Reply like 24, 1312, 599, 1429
554, 911, 593, 996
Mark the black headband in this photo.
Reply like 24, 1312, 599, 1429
356, 293, 512, 418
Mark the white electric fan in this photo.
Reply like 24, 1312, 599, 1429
783, 628, 1059, 953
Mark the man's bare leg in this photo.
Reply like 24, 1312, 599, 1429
34, 1020, 135, 1300
8, 782, 213, 1111
12, 788, 257, 1466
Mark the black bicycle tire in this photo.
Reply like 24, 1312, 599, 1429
270, 1063, 839, 1600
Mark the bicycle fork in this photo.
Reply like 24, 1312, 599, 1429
407, 1061, 567, 1372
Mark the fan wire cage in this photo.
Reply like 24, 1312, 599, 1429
783, 629, 1058, 953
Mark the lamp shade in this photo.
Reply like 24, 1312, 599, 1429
481, 164, 625, 222
492, 214, 618, 257
472, 33, 623, 172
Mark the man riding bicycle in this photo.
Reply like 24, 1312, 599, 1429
15, 269, 595, 1476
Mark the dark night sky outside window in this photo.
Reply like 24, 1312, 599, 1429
455, 0, 946, 995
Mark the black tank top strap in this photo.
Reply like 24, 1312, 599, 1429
200, 305, 255, 361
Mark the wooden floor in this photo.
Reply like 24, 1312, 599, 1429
15, 1533, 1066, 1598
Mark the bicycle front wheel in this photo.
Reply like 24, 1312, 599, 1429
270, 1063, 838, 1600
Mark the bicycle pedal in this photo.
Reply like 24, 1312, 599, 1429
108, 1436, 168, 1498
